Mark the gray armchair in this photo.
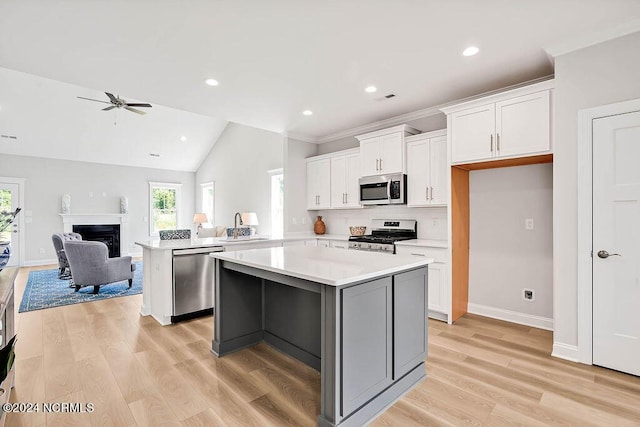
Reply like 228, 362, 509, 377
63, 240, 136, 294
51, 232, 82, 278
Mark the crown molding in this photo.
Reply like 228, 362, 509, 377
285, 132, 319, 144
315, 106, 442, 144
544, 20, 640, 58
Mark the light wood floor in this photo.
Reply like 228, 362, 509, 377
7, 265, 640, 426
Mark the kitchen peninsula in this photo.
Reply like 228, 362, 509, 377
211, 246, 432, 427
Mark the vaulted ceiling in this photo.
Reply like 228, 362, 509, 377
1, 0, 639, 169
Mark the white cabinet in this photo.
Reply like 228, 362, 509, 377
329, 240, 348, 249
443, 81, 553, 164
317, 239, 330, 248
330, 151, 361, 208
406, 130, 447, 207
307, 148, 361, 211
306, 158, 331, 210
395, 244, 449, 322
356, 125, 418, 177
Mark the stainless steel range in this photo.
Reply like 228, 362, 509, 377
348, 219, 417, 253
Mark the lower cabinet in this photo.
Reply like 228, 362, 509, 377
395, 245, 449, 322
341, 277, 393, 416
340, 268, 427, 417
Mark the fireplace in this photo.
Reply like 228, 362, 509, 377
73, 224, 121, 257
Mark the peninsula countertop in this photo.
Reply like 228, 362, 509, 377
211, 245, 433, 286
135, 233, 351, 251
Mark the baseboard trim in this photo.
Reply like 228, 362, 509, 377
22, 258, 58, 267
551, 342, 581, 363
467, 303, 553, 331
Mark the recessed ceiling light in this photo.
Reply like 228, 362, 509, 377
180, 136, 187, 142
365, 86, 377, 93
205, 78, 219, 86
303, 110, 313, 116
463, 46, 479, 57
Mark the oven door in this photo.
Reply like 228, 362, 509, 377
359, 174, 405, 205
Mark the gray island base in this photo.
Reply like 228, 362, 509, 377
210, 246, 431, 426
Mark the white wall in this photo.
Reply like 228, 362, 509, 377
195, 122, 283, 235
0, 153, 195, 263
468, 164, 553, 322
284, 137, 317, 233
554, 31, 640, 350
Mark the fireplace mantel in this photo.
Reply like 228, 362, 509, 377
59, 213, 131, 255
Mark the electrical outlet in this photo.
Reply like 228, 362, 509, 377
301, 217, 306, 225
431, 217, 438, 227
525, 218, 534, 230
523, 289, 535, 301
292, 217, 297, 225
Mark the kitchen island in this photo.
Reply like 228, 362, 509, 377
211, 246, 432, 427
135, 234, 350, 325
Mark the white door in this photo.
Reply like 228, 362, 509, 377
0, 183, 20, 267
331, 156, 347, 208
360, 137, 380, 177
450, 103, 495, 163
495, 91, 550, 158
406, 139, 429, 206
592, 110, 640, 376
380, 132, 403, 174
429, 136, 448, 206
345, 153, 360, 208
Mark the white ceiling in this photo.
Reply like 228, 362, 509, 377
1, 0, 639, 161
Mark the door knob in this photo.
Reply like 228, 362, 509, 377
597, 250, 621, 259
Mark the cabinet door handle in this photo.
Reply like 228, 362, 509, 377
380, 158, 383, 170
490, 134, 494, 152
345, 193, 348, 204
430, 186, 434, 201
411, 253, 427, 257
426, 186, 429, 201
497, 133, 500, 152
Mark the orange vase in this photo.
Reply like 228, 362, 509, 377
314, 216, 326, 235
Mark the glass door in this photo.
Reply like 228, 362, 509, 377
0, 183, 20, 267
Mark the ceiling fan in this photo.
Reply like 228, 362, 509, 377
77, 92, 152, 115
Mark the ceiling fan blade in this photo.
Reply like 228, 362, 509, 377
125, 103, 152, 108
105, 92, 119, 104
77, 96, 111, 104
102, 106, 116, 111
124, 106, 146, 115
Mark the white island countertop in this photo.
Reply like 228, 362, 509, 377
211, 246, 433, 287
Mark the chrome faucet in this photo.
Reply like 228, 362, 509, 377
233, 212, 243, 239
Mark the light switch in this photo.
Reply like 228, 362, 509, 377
525, 218, 534, 230
89, 191, 94, 197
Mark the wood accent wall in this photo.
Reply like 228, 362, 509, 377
449, 154, 553, 322
451, 166, 469, 322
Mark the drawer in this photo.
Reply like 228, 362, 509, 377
395, 246, 447, 263
329, 240, 348, 249
317, 240, 330, 248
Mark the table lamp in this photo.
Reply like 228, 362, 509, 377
241, 212, 259, 235
193, 213, 208, 236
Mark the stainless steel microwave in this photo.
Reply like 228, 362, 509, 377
359, 174, 407, 205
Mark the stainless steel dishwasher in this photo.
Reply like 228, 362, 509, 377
172, 246, 223, 322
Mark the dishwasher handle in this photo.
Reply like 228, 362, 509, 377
173, 247, 224, 256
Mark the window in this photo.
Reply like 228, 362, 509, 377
269, 169, 284, 237
201, 182, 214, 226
149, 182, 182, 236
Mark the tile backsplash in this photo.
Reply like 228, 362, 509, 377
314, 205, 448, 240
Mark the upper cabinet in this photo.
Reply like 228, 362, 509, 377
356, 125, 419, 177
406, 130, 448, 207
306, 158, 331, 210
330, 151, 361, 209
442, 80, 553, 165
307, 148, 361, 210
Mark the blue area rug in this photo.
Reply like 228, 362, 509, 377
19, 261, 143, 312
